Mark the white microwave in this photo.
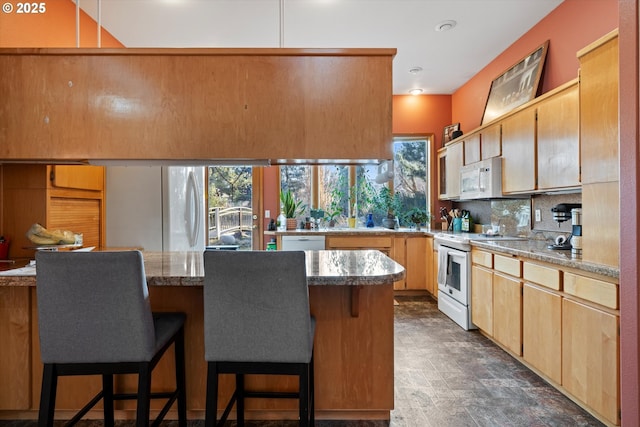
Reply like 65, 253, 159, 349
459, 157, 503, 200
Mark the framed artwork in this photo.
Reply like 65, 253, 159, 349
442, 122, 460, 144
481, 40, 549, 125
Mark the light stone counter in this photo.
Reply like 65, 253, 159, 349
471, 239, 619, 279
0, 249, 406, 287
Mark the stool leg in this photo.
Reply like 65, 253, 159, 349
102, 374, 114, 427
136, 363, 152, 427
310, 355, 315, 426
174, 327, 187, 427
236, 374, 245, 427
205, 362, 219, 427
299, 365, 309, 427
38, 364, 57, 427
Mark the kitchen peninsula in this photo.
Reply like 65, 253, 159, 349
0, 250, 404, 422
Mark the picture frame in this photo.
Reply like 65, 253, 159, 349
481, 40, 549, 125
442, 122, 460, 144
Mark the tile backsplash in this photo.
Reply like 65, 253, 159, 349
532, 193, 582, 234
453, 193, 581, 239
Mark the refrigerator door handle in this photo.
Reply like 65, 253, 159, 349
186, 170, 201, 248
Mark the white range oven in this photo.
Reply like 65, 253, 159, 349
435, 233, 475, 330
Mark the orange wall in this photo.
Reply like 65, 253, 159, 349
0, 0, 123, 47
452, 0, 618, 130
393, 95, 452, 148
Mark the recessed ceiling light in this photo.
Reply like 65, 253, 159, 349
408, 66, 423, 74
409, 89, 423, 96
435, 20, 457, 32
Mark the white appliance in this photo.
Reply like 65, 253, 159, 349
281, 235, 325, 251
435, 234, 475, 330
459, 157, 503, 200
106, 166, 206, 252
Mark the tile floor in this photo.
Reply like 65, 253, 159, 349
0, 295, 604, 427
390, 295, 604, 427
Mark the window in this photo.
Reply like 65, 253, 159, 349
392, 137, 430, 219
279, 136, 431, 227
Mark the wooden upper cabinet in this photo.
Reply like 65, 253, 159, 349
52, 165, 104, 191
0, 48, 395, 162
443, 141, 463, 199
536, 81, 580, 189
578, 31, 619, 184
501, 106, 536, 194
463, 132, 481, 165
480, 123, 501, 159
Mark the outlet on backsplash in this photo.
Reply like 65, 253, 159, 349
532, 193, 582, 233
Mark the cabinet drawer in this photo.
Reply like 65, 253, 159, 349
494, 254, 521, 277
326, 236, 392, 249
472, 250, 493, 268
523, 262, 561, 290
564, 272, 618, 309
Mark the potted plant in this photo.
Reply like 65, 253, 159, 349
375, 187, 401, 229
280, 190, 306, 230
407, 207, 430, 231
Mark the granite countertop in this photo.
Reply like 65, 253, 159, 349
470, 239, 619, 279
269, 226, 434, 236
0, 249, 406, 287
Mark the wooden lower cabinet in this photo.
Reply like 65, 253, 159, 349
563, 298, 619, 425
404, 236, 427, 290
470, 265, 493, 334
471, 248, 620, 426
0, 287, 31, 410
492, 272, 522, 356
522, 284, 562, 384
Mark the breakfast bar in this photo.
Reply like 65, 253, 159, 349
0, 249, 404, 422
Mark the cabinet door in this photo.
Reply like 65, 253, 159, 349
471, 265, 493, 334
437, 148, 447, 200
0, 287, 30, 409
537, 83, 580, 189
562, 298, 619, 425
582, 182, 619, 267
493, 272, 522, 355
580, 34, 619, 184
424, 237, 435, 295
501, 107, 536, 193
51, 165, 105, 191
431, 249, 439, 297
392, 236, 407, 290
463, 132, 481, 165
405, 237, 427, 290
444, 141, 463, 199
481, 123, 501, 159
523, 284, 562, 384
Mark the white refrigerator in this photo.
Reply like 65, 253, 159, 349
106, 166, 207, 252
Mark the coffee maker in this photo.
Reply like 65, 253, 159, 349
548, 203, 582, 251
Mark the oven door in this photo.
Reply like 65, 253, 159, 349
437, 244, 470, 306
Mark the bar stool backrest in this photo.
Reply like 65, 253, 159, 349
35, 250, 156, 364
203, 250, 312, 363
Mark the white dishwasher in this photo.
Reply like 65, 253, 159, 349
280, 235, 326, 251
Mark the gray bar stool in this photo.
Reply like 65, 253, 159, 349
203, 250, 315, 427
35, 250, 187, 427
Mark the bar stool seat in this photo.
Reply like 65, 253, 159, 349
35, 250, 187, 427
203, 250, 315, 427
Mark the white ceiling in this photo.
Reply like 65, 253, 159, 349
78, 0, 564, 95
